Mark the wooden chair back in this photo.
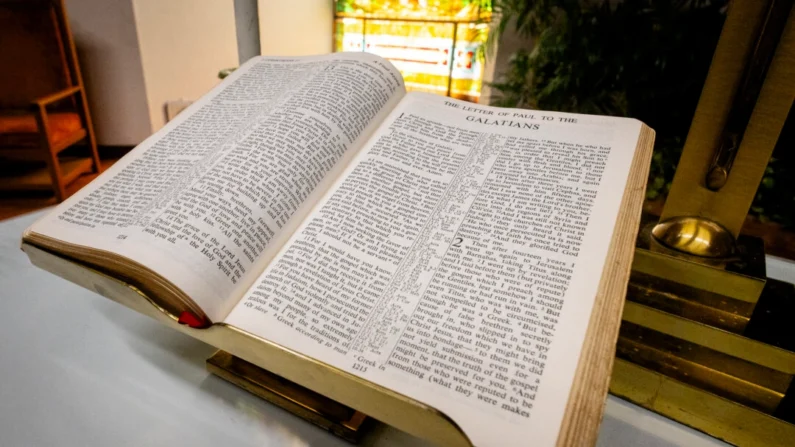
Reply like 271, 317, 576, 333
0, 0, 75, 109
0, 0, 100, 202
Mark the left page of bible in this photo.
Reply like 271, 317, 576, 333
27, 53, 406, 322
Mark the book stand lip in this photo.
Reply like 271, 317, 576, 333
206, 350, 371, 443
22, 242, 473, 447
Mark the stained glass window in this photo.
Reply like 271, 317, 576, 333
334, 1, 491, 102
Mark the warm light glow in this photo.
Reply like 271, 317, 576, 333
334, 1, 491, 102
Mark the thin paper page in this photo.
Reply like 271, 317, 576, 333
29, 53, 405, 322
225, 92, 642, 446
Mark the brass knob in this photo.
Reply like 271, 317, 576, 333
651, 217, 735, 258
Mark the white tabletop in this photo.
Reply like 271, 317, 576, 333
0, 210, 728, 446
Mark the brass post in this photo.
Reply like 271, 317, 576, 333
655, 0, 794, 257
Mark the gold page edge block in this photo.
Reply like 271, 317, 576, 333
21, 243, 472, 447
610, 358, 795, 447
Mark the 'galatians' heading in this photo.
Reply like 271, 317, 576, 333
466, 115, 541, 130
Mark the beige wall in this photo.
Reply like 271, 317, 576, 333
257, 0, 333, 56
66, 0, 152, 146
132, 0, 239, 132
67, 0, 239, 144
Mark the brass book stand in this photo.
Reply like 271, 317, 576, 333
609, 1, 795, 445
206, 351, 369, 442
22, 242, 469, 445
22, 2, 795, 446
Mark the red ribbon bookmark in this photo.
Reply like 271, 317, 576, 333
178, 311, 207, 328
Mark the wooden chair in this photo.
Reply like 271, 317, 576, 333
0, 0, 101, 202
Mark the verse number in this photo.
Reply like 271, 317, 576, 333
352, 363, 368, 373
451, 237, 463, 248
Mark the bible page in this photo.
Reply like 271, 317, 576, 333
29, 53, 405, 322
225, 92, 643, 446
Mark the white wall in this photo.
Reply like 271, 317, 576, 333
67, 0, 239, 144
132, 0, 239, 132
257, 0, 333, 56
66, 0, 152, 146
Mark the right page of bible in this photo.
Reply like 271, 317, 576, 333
225, 92, 643, 446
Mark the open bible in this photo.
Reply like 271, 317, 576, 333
23, 53, 654, 446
